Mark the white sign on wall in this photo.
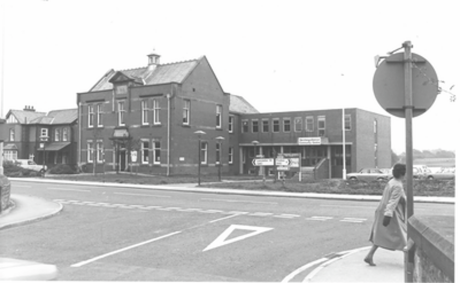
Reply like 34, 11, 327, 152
298, 137, 321, 145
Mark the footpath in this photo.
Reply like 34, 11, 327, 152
0, 178, 455, 281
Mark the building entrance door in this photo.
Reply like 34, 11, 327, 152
119, 149, 126, 171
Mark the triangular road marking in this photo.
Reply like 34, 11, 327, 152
203, 224, 273, 252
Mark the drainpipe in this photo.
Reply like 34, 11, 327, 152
166, 93, 171, 176
78, 101, 82, 167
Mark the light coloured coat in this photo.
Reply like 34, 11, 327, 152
369, 178, 407, 251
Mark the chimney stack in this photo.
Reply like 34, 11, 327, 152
147, 48, 161, 71
23, 105, 36, 112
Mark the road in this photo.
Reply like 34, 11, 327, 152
1, 180, 454, 281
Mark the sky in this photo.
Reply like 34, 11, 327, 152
0, 0, 458, 154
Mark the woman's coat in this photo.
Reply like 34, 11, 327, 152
369, 178, 407, 251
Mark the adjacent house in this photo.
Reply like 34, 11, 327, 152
1, 106, 78, 168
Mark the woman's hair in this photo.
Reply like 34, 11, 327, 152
392, 163, 406, 179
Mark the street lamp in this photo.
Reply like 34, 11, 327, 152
215, 136, 225, 181
194, 130, 206, 186
252, 140, 259, 176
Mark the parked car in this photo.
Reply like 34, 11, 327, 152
346, 168, 389, 182
15, 159, 47, 173
425, 167, 455, 180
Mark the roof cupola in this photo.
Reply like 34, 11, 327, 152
147, 49, 161, 71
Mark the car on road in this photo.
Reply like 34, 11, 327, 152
15, 159, 47, 174
425, 167, 455, 180
346, 168, 389, 182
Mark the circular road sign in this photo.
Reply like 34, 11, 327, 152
373, 52, 438, 118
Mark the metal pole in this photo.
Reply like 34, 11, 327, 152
342, 108, 346, 179
403, 40, 415, 283
218, 141, 222, 181
198, 137, 201, 186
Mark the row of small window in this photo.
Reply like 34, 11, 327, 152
239, 115, 352, 135
8, 128, 70, 142
87, 100, 224, 129
86, 140, 235, 165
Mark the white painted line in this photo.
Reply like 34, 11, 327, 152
320, 204, 374, 209
305, 216, 333, 221
201, 198, 278, 205
71, 231, 181, 267
48, 187, 91, 193
281, 257, 329, 283
114, 192, 170, 198
340, 220, 364, 223
209, 214, 242, 223
274, 214, 300, 219
203, 225, 273, 252
201, 209, 224, 213
305, 218, 327, 221
249, 212, 274, 216
343, 217, 367, 221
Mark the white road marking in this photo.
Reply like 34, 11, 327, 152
209, 214, 242, 223
71, 231, 181, 267
305, 216, 333, 221
249, 212, 274, 217
201, 198, 278, 205
48, 187, 91, 192
274, 214, 300, 219
114, 192, 170, 198
203, 224, 273, 252
320, 204, 374, 209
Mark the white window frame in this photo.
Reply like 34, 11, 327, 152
345, 114, 352, 131
117, 100, 126, 126
252, 119, 259, 133
54, 128, 60, 142
183, 99, 191, 125
87, 140, 94, 163
88, 105, 94, 128
228, 116, 234, 133
96, 140, 104, 163
63, 128, 68, 141
283, 118, 291, 132
141, 140, 150, 164
4, 150, 18, 160
97, 104, 103, 127
40, 128, 48, 138
153, 100, 161, 125
200, 142, 208, 165
318, 116, 326, 136
272, 118, 280, 133
216, 105, 222, 129
294, 117, 302, 132
228, 147, 233, 164
306, 116, 314, 132
153, 141, 161, 164
141, 100, 149, 125
262, 119, 269, 133
9, 129, 15, 141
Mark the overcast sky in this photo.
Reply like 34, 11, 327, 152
1, 0, 458, 154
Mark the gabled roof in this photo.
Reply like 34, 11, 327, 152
229, 94, 259, 114
7, 110, 47, 124
90, 58, 201, 92
6, 108, 77, 125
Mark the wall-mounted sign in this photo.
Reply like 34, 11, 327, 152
298, 137, 321, 145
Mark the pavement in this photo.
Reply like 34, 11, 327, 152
0, 178, 454, 282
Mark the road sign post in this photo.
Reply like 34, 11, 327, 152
373, 41, 438, 283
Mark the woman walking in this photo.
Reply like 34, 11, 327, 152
364, 163, 407, 266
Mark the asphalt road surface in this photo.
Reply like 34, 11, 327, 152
1, 180, 454, 281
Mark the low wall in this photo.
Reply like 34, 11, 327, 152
408, 216, 454, 282
0, 175, 11, 213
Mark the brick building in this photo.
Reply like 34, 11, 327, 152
1, 106, 78, 167
1, 50, 392, 179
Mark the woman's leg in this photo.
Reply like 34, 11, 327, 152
364, 245, 378, 266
